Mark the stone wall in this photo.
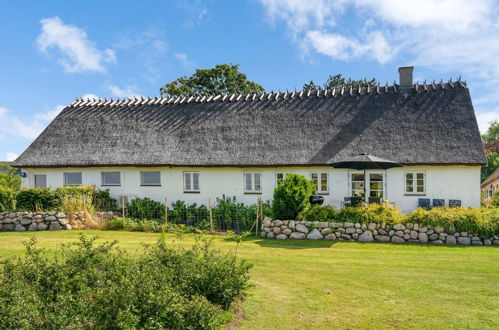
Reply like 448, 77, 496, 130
0, 211, 114, 231
260, 218, 499, 246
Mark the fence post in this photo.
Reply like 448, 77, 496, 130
121, 196, 125, 218
164, 197, 168, 227
209, 197, 214, 232
255, 197, 260, 236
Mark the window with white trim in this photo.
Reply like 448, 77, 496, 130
311, 172, 328, 194
34, 174, 47, 188
405, 172, 425, 194
101, 172, 121, 186
141, 171, 161, 186
63, 172, 82, 186
184, 172, 200, 192
244, 172, 262, 193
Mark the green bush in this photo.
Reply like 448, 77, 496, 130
0, 162, 21, 189
298, 204, 337, 222
16, 188, 61, 211
128, 197, 165, 220
0, 187, 17, 212
405, 207, 499, 237
334, 204, 404, 225
0, 235, 251, 329
272, 174, 316, 220
106, 216, 137, 230
492, 190, 499, 207
56, 186, 116, 212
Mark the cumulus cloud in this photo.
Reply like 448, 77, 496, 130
36, 16, 116, 73
476, 110, 499, 134
82, 93, 99, 100
5, 153, 19, 162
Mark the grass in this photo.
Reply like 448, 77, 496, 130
0, 231, 498, 329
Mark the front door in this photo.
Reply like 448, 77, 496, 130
349, 172, 385, 202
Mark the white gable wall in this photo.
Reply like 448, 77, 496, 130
21, 166, 481, 213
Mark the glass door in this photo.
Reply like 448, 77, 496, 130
350, 172, 384, 202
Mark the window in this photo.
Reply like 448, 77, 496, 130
141, 171, 161, 186
351, 173, 365, 197
276, 172, 292, 185
63, 172, 82, 185
245, 172, 262, 193
311, 172, 328, 194
369, 173, 384, 198
405, 172, 425, 194
101, 172, 121, 186
34, 174, 47, 188
184, 172, 200, 192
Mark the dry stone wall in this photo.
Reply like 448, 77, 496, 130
261, 218, 499, 246
0, 211, 114, 231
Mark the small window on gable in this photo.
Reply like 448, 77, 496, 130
311, 172, 328, 194
405, 171, 425, 194
141, 171, 161, 186
101, 172, 121, 186
184, 172, 200, 192
245, 172, 262, 193
34, 174, 47, 188
64, 172, 82, 186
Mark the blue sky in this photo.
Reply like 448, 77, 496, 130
1, 0, 498, 161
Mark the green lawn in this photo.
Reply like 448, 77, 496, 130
0, 231, 498, 329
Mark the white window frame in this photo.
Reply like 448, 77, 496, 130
63, 172, 82, 186
184, 172, 200, 193
244, 172, 262, 193
101, 171, 121, 186
34, 174, 47, 188
310, 172, 329, 194
140, 171, 161, 186
405, 171, 426, 195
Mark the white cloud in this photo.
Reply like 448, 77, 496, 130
106, 85, 140, 98
82, 93, 99, 100
476, 110, 499, 134
36, 16, 116, 73
5, 153, 19, 162
174, 53, 195, 71
0, 105, 65, 140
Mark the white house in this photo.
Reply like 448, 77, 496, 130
13, 67, 485, 213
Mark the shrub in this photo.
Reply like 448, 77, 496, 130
0, 187, 17, 212
0, 235, 250, 329
405, 207, 499, 237
298, 204, 337, 222
492, 190, 499, 207
56, 186, 116, 212
16, 188, 60, 211
106, 217, 137, 230
0, 162, 21, 189
272, 174, 316, 220
128, 197, 165, 220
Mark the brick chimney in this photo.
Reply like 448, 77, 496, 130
398, 66, 414, 88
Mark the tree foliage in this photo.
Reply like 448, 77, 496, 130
0, 162, 20, 189
272, 174, 316, 220
482, 152, 499, 182
481, 120, 499, 143
160, 64, 265, 97
303, 74, 379, 91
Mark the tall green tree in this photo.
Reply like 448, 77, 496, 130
303, 74, 379, 91
160, 64, 265, 97
481, 120, 499, 182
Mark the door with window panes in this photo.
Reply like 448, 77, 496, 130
350, 171, 385, 201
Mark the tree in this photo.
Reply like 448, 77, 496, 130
481, 152, 499, 182
160, 64, 265, 97
303, 74, 379, 91
0, 162, 20, 190
272, 174, 316, 220
481, 120, 499, 143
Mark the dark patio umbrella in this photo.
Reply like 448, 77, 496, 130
330, 153, 402, 201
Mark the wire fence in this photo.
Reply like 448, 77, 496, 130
112, 195, 272, 233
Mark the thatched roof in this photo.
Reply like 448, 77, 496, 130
13, 82, 486, 167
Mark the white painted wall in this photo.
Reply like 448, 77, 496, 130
21, 165, 481, 213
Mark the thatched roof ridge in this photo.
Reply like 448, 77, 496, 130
13, 81, 486, 168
